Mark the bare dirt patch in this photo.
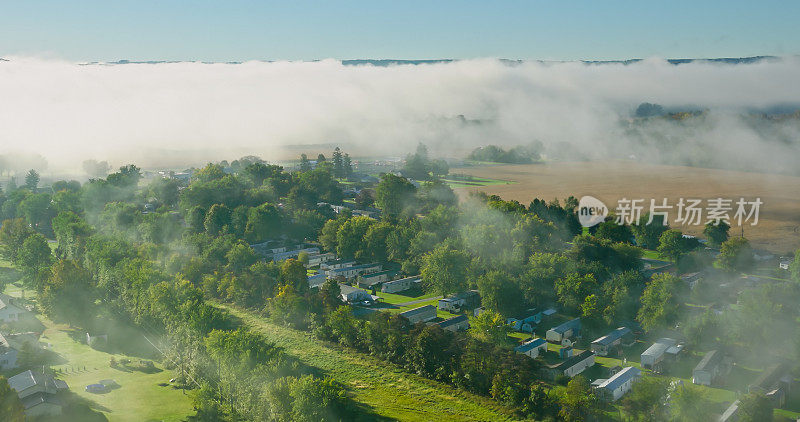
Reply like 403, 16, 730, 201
453, 161, 800, 253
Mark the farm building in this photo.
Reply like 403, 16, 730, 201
597, 366, 642, 401
640, 338, 681, 371
338, 284, 375, 304
438, 291, 480, 312
507, 309, 542, 333
0, 294, 27, 323
692, 350, 731, 386
435, 315, 470, 332
548, 350, 595, 379
357, 270, 398, 289
515, 338, 548, 359
7, 370, 69, 418
546, 318, 581, 343
327, 263, 382, 280
591, 327, 633, 356
381, 276, 420, 293
399, 305, 437, 324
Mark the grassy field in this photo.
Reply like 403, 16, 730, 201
440, 175, 515, 189
3, 287, 194, 422
452, 161, 800, 253
216, 302, 516, 422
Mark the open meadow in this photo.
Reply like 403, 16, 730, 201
452, 161, 800, 253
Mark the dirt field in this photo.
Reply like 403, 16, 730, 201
452, 161, 800, 254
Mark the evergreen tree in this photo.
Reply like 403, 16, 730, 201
299, 154, 312, 172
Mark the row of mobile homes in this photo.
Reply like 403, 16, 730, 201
357, 270, 397, 290
327, 263, 382, 280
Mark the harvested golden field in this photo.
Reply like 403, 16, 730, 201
453, 161, 800, 254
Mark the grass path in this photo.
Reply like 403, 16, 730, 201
216, 302, 517, 422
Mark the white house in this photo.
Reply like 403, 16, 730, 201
551, 350, 595, 378
546, 318, 581, 343
597, 366, 642, 401
437, 291, 480, 312
327, 263, 382, 280
640, 338, 677, 371
514, 338, 548, 359
381, 276, 419, 293
692, 350, 730, 386
338, 284, 375, 304
0, 294, 27, 323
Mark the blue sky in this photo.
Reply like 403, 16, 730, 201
1, 1, 798, 61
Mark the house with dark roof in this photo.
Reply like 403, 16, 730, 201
640, 338, 681, 372
338, 284, 376, 304
327, 263, 382, 280
435, 315, 470, 332
597, 366, 641, 401
399, 305, 437, 324
692, 350, 730, 386
591, 327, 633, 356
357, 270, 398, 289
515, 338, 548, 359
507, 308, 542, 333
547, 350, 595, 379
546, 318, 581, 344
0, 332, 41, 371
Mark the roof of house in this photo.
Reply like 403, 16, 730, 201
694, 350, 723, 373
20, 392, 61, 410
0, 294, 25, 312
592, 327, 631, 346
598, 366, 641, 391
751, 363, 790, 390
554, 350, 595, 371
7, 370, 61, 394
515, 338, 547, 353
641, 338, 677, 358
384, 276, 420, 284
548, 318, 581, 334
338, 284, 369, 296
437, 315, 469, 329
399, 305, 436, 318
361, 270, 396, 279
329, 263, 381, 274
542, 308, 557, 316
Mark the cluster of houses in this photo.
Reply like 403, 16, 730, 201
5, 370, 70, 418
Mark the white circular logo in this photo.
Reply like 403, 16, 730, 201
578, 196, 608, 227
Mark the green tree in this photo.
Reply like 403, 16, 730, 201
621, 377, 669, 421
670, 383, 713, 421
421, 245, 470, 296
40, 259, 95, 326
24, 169, 40, 191
637, 273, 683, 332
280, 259, 308, 294
555, 272, 598, 313
469, 309, 510, 344
476, 271, 524, 316
631, 212, 669, 249
0, 375, 25, 422
335, 216, 375, 260
204, 203, 232, 235
702, 220, 730, 248
717, 237, 754, 272
17, 233, 53, 290
375, 173, 417, 217
657, 229, 700, 261
244, 203, 283, 243
299, 154, 312, 172
580, 294, 604, 330
558, 376, 597, 422
595, 217, 633, 243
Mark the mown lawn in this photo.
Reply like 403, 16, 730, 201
3, 287, 194, 422
216, 302, 517, 422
